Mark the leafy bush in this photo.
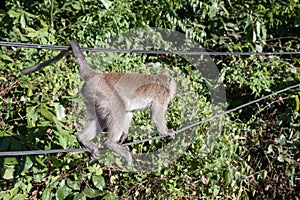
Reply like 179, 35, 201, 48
0, 0, 299, 199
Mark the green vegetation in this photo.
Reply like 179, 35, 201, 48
0, 0, 299, 199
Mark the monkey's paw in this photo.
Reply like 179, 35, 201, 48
167, 129, 176, 139
89, 148, 100, 161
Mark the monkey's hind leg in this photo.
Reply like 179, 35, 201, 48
77, 118, 102, 160
105, 112, 133, 166
118, 132, 127, 144
105, 137, 133, 166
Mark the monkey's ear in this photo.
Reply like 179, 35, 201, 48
161, 69, 172, 85
166, 75, 172, 85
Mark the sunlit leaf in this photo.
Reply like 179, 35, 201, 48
295, 95, 299, 112
74, 192, 86, 200
54, 102, 66, 121
7, 9, 20, 18
56, 185, 72, 200
42, 188, 51, 200
2, 168, 14, 180
83, 187, 101, 198
11, 194, 27, 200
67, 178, 81, 191
92, 175, 105, 190
20, 14, 26, 29
100, 0, 112, 9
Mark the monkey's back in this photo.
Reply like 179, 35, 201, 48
81, 72, 176, 113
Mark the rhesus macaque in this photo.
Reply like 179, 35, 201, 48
22, 41, 177, 166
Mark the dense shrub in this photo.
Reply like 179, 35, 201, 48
0, 0, 299, 199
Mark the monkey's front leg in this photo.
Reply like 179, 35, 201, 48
77, 119, 102, 159
151, 104, 175, 138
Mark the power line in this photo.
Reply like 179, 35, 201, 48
1, 41, 300, 56
0, 148, 89, 156
124, 83, 300, 146
1, 83, 299, 156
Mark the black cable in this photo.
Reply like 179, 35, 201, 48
1, 83, 299, 156
1, 41, 300, 55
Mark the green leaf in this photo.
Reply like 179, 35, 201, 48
2, 168, 15, 180
55, 185, 72, 200
10, 182, 21, 196
213, 185, 220, 196
72, 2, 82, 10
7, 9, 20, 18
295, 95, 299, 112
100, 0, 112, 9
294, 14, 300, 27
104, 194, 119, 200
35, 157, 48, 168
256, 21, 261, 38
224, 168, 233, 185
42, 188, 51, 200
54, 102, 66, 121
0, 191, 10, 200
267, 144, 274, 154
20, 14, 26, 29
67, 178, 81, 191
26, 106, 38, 128
40, 19, 48, 28
40, 107, 55, 122
83, 187, 101, 198
20, 157, 33, 174
0, 54, 14, 62
277, 155, 284, 162
92, 175, 105, 190
277, 134, 286, 146
50, 156, 61, 168
12, 194, 27, 200
261, 25, 267, 40
27, 83, 33, 97
40, 105, 68, 133
255, 44, 262, 52
252, 29, 256, 42
74, 192, 86, 200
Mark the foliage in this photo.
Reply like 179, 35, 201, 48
0, 0, 299, 199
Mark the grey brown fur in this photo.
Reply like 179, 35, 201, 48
23, 41, 177, 166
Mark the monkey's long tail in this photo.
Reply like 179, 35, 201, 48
22, 50, 69, 74
69, 41, 96, 80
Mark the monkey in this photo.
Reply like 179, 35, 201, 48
22, 41, 177, 166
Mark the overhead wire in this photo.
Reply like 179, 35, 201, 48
0, 40, 299, 156
1, 41, 300, 55
0, 83, 299, 156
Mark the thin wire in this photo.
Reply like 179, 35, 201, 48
0, 148, 89, 156
1, 41, 300, 55
125, 83, 300, 146
1, 83, 299, 156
